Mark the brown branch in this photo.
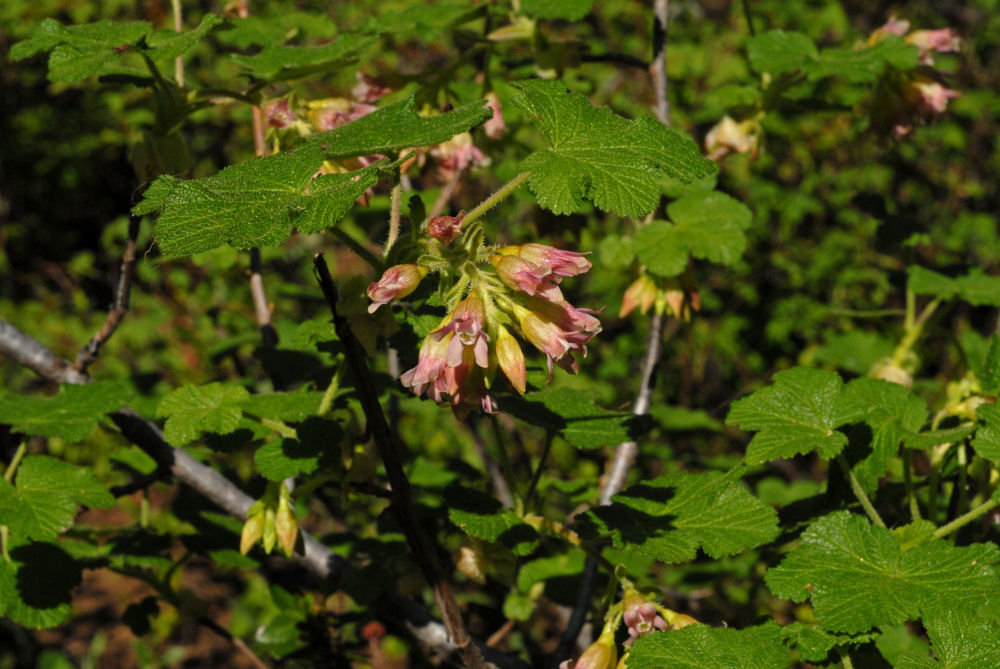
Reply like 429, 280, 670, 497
73, 216, 140, 373
312, 253, 488, 669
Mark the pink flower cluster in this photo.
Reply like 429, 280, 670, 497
623, 595, 668, 647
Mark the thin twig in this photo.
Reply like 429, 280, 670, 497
312, 254, 488, 669
467, 418, 515, 509
385, 179, 402, 256
0, 318, 526, 669
171, 0, 185, 87
198, 616, 270, 669
73, 217, 140, 373
932, 498, 999, 540
250, 248, 279, 348
650, 0, 671, 125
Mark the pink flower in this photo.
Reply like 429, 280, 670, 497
907, 28, 961, 65
310, 99, 377, 131
428, 212, 465, 245
495, 325, 527, 394
433, 293, 491, 370
513, 244, 592, 277
430, 132, 488, 181
367, 264, 429, 313
904, 78, 960, 114
484, 92, 506, 140
623, 594, 668, 648
493, 255, 565, 302
351, 72, 391, 104
879, 16, 911, 37
511, 296, 601, 378
400, 328, 451, 401
619, 275, 657, 318
265, 99, 298, 129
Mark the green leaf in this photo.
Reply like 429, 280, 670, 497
501, 387, 644, 449
146, 14, 223, 63
895, 612, 1000, 668
230, 33, 376, 81
511, 79, 716, 216
242, 387, 325, 423
648, 405, 722, 431
445, 485, 539, 556
972, 403, 1000, 463
902, 425, 975, 450
9, 18, 152, 82
0, 539, 80, 628
909, 266, 1000, 307
156, 383, 250, 446
803, 36, 920, 83
781, 623, 878, 663
304, 97, 492, 160
727, 367, 849, 464
0, 382, 130, 441
626, 623, 788, 669
839, 378, 927, 491
981, 334, 1000, 394
814, 331, 894, 376
520, 0, 595, 20
765, 511, 1000, 633
215, 13, 338, 48
577, 470, 779, 563
0, 455, 114, 541
635, 191, 752, 278
746, 30, 818, 74
253, 418, 341, 481
515, 551, 586, 592
364, 3, 481, 38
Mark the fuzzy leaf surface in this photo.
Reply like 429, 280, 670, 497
971, 402, 1000, 463
501, 387, 644, 449
0, 455, 113, 541
635, 191, 752, 278
511, 79, 716, 216
626, 623, 788, 669
577, 471, 779, 563
727, 367, 849, 463
894, 612, 1000, 668
9, 19, 151, 81
156, 383, 250, 446
0, 382, 130, 441
765, 511, 1000, 633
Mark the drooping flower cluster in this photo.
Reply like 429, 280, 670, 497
622, 591, 668, 647
366, 221, 601, 416
867, 16, 961, 138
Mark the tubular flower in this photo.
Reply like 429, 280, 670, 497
511, 295, 601, 378
559, 627, 617, 669
367, 264, 429, 313
484, 91, 506, 139
904, 77, 960, 114
493, 254, 565, 302
495, 324, 527, 394
619, 275, 658, 318
503, 243, 592, 278
907, 28, 960, 64
622, 592, 668, 648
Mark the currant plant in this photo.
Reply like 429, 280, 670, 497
2, 1, 997, 668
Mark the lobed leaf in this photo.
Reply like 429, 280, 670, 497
971, 402, 1000, 463
0, 381, 130, 441
511, 79, 716, 216
746, 30, 818, 74
0, 455, 114, 541
156, 382, 250, 446
909, 266, 1000, 307
0, 539, 80, 629
230, 33, 376, 81
9, 18, 151, 82
803, 36, 920, 83
765, 512, 1000, 633
445, 485, 539, 556
626, 622, 788, 669
894, 612, 1000, 668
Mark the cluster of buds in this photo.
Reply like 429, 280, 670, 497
619, 271, 699, 320
366, 216, 601, 416
240, 482, 298, 557
867, 17, 961, 138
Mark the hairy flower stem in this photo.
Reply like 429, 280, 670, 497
460, 171, 530, 228
837, 454, 886, 528
932, 497, 999, 540
171, 0, 184, 86
385, 178, 402, 257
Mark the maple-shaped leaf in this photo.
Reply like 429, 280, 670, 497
576, 470, 778, 563
635, 191, 752, 278
838, 378, 927, 492
765, 511, 1000, 634
747, 30, 818, 74
909, 266, 1000, 307
253, 418, 341, 481
242, 387, 325, 423
727, 367, 851, 463
145, 14, 224, 64
781, 623, 878, 663
500, 387, 646, 449
0, 382, 130, 441
894, 612, 1000, 668
511, 79, 716, 216
803, 35, 919, 83
445, 485, 539, 556
142, 98, 490, 256
0, 455, 114, 541
230, 33, 376, 81
626, 622, 788, 669
156, 382, 250, 446
0, 538, 80, 629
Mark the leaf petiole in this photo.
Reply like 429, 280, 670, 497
460, 171, 530, 228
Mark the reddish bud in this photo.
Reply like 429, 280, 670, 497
265, 99, 298, 129
367, 264, 429, 313
428, 211, 465, 245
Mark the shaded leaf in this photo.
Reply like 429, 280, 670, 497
972, 403, 1000, 463
0, 382, 130, 441
0, 539, 80, 629
804, 36, 919, 83
501, 387, 645, 449
230, 33, 376, 81
626, 622, 788, 669
511, 79, 716, 216
747, 30, 818, 74
520, 0, 594, 20
909, 266, 1000, 307
445, 485, 539, 556
9, 18, 151, 82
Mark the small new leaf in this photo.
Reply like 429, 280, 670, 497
511, 79, 716, 216
156, 383, 250, 446
230, 33, 376, 81
0, 382, 130, 441
765, 511, 1000, 633
626, 622, 788, 669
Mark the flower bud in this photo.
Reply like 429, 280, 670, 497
428, 211, 465, 245
903, 77, 959, 115
275, 490, 299, 557
619, 275, 657, 318
240, 509, 265, 555
484, 92, 506, 139
265, 99, 297, 129
669, 613, 699, 629
454, 543, 488, 584
559, 627, 617, 669
262, 506, 277, 554
367, 264, 429, 313
495, 324, 527, 394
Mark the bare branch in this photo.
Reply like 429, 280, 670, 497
651, 0, 671, 126
73, 216, 140, 373
312, 253, 489, 669
0, 320, 89, 384
250, 247, 279, 348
